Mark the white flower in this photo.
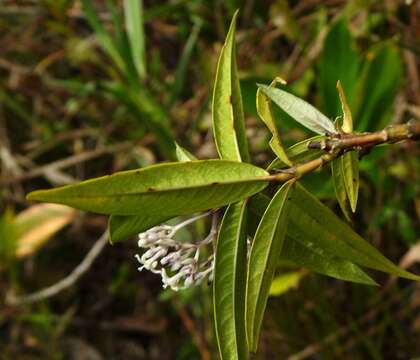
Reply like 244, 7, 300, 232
135, 211, 218, 291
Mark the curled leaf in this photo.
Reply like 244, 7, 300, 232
256, 77, 291, 166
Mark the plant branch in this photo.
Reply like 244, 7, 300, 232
268, 120, 420, 183
308, 120, 420, 151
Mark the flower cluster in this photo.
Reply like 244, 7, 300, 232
135, 212, 217, 291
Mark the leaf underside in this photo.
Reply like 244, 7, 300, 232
212, 10, 249, 162
27, 160, 269, 218
214, 200, 248, 359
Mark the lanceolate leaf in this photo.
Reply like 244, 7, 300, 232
337, 80, 353, 133
258, 84, 337, 135
282, 237, 377, 285
108, 143, 198, 243
27, 160, 269, 216
335, 82, 359, 213
248, 194, 376, 285
342, 151, 359, 212
246, 180, 294, 352
267, 135, 325, 170
214, 201, 248, 360
212, 11, 249, 162
256, 78, 291, 166
331, 157, 352, 221
289, 184, 420, 280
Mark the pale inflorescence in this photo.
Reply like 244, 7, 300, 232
135, 211, 217, 291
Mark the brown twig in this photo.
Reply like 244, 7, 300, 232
307, 120, 420, 151
260, 120, 420, 185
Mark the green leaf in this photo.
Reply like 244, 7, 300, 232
258, 84, 337, 135
213, 201, 248, 360
336, 80, 353, 133
355, 43, 402, 131
248, 194, 377, 285
331, 157, 353, 221
267, 135, 325, 170
319, 18, 360, 118
282, 237, 377, 285
107, 143, 196, 243
212, 11, 249, 162
342, 151, 359, 212
175, 142, 196, 161
288, 184, 420, 280
27, 160, 269, 216
124, 0, 146, 79
269, 271, 307, 297
246, 180, 294, 352
256, 78, 291, 166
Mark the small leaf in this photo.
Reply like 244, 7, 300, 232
258, 84, 337, 135
212, 11, 249, 162
256, 77, 291, 166
331, 157, 353, 221
269, 271, 307, 297
267, 135, 325, 170
336, 80, 353, 133
213, 201, 248, 360
341, 151, 359, 213
124, 0, 146, 79
175, 142, 196, 161
246, 180, 294, 352
27, 160, 269, 217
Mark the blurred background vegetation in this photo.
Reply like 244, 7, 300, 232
0, 0, 419, 359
